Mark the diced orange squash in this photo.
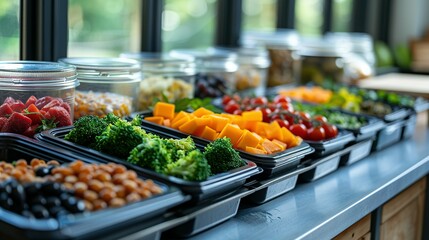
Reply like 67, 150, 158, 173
246, 121, 259, 132
171, 115, 190, 129
267, 121, 282, 140
261, 139, 282, 154
192, 107, 214, 117
256, 144, 265, 151
153, 102, 175, 120
179, 119, 198, 135
253, 122, 270, 137
163, 119, 171, 127
200, 126, 218, 141
217, 123, 244, 146
272, 139, 287, 151
252, 132, 264, 144
193, 118, 212, 136
172, 111, 190, 125
236, 130, 260, 150
208, 115, 230, 132
242, 110, 263, 122
144, 116, 164, 125
245, 146, 267, 155
281, 127, 299, 148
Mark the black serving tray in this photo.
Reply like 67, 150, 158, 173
133, 111, 315, 164
305, 130, 355, 158
36, 127, 262, 202
164, 187, 256, 238
371, 120, 405, 152
298, 150, 346, 182
401, 110, 417, 140
340, 138, 375, 166
0, 133, 186, 240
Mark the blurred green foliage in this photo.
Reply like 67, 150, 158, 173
0, 0, 19, 60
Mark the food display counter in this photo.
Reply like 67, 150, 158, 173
185, 116, 429, 240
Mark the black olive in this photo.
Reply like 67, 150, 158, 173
35, 167, 51, 177
29, 195, 47, 206
65, 198, 85, 213
24, 182, 42, 197
0, 195, 13, 210
41, 182, 64, 196
48, 206, 68, 218
21, 210, 35, 219
31, 205, 49, 219
11, 184, 25, 212
45, 196, 61, 209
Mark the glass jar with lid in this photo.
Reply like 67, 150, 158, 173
58, 57, 140, 120
120, 52, 195, 111
294, 37, 350, 85
170, 48, 238, 98
210, 46, 270, 96
0, 61, 78, 136
242, 29, 300, 87
325, 32, 375, 84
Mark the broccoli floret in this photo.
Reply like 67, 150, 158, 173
95, 119, 147, 159
127, 137, 171, 173
164, 150, 211, 181
64, 115, 108, 148
163, 136, 196, 162
203, 137, 246, 174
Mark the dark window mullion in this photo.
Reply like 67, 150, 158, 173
377, 0, 392, 44
140, 0, 163, 52
215, 0, 242, 48
276, 0, 295, 29
322, 0, 333, 34
350, 0, 369, 33
20, 0, 68, 61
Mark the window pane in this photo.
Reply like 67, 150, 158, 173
163, 0, 215, 51
242, 0, 276, 31
0, 0, 19, 60
68, 0, 140, 57
295, 0, 323, 36
332, 0, 352, 32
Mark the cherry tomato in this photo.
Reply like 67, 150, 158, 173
289, 123, 308, 139
233, 109, 243, 115
274, 119, 290, 128
251, 96, 268, 106
313, 115, 328, 124
222, 95, 232, 105
241, 97, 251, 105
322, 123, 338, 139
301, 119, 313, 129
282, 113, 295, 126
297, 111, 311, 121
307, 126, 326, 141
273, 95, 291, 104
276, 102, 294, 111
256, 107, 272, 122
224, 102, 240, 114
267, 102, 278, 112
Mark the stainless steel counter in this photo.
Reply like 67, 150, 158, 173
189, 125, 429, 240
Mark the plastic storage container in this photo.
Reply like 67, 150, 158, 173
242, 29, 300, 87
295, 38, 350, 85
325, 32, 375, 84
210, 47, 270, 96
0, 61, 78, 136
0, 133, 186, 240
170, 48, 238, 98
120, 52, 196, 111
58, 57, 141, 120
35, 127, 262, 202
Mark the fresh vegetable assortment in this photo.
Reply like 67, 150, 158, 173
0, 96, 72, 137
146, 102, 302, 154
64, 114, 246, 181
293, 102, 367, 129
220, 95, 339, 142
0, 158, 162, 219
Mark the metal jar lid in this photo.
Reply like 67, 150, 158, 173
58, 57, 141, 83
0, 61, 78, 90
120, 52, 196, 76
296, 37, 351, 57
210, 46, 270, 69
170, 48, 238, 73
241, 29, 300, 50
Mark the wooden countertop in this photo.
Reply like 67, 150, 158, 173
358, 73, 429, 98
